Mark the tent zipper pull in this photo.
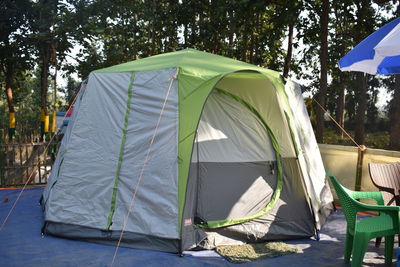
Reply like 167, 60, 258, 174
270, 162, 275, 175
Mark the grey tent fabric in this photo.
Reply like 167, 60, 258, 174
45, 72, 132, 229
198, 158, 315, 249
196, 162, 276, 222
284, 81, 334, 228
45, 69, 179, 239
192, 91, 275, 163
215, 73, 296, 158
110, 68, 179, 238
44, 222, 180, 253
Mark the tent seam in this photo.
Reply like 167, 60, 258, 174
106, 72, 135, 230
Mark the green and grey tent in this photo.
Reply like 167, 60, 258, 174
42, 49, 333, 252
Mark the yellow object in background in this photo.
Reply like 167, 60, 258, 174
52, 104, 59, 133
40, 108, 45, 122
44, 115, 49, 133
51, 114, 56, 132
9, 112, 16, 128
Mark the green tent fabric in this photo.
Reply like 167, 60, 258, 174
42, 49, 334, 253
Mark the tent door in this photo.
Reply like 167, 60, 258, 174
192, 90, 278, 226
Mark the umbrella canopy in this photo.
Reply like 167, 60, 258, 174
339, 17, 400, 75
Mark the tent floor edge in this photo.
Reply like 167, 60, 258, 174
44, 221, 180, 253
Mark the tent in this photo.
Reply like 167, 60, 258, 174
41, 49, 333, 253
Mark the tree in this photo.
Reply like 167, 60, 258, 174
352, 0, 377, 145
30, 0, 75, 138
30, 0, 58, 138
0, 0, 33, 140
315, 0, 330, 143
281, 0, 303, 79
297, 0, 326, 110
330, 0, 356, 136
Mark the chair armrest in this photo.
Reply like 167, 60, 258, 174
326, 171, 384, 205
354, 199, 400, 214
351, 190, 385, 206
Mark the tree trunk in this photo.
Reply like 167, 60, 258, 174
355, 72, 367, 145
241, 22, 249, 62
4, 62, 16, 140
190, 4, 196, 46
40, 41, 51, 141
4, 65, 15, 114
150, 0, 156, 55
38, 0, 57, 140
198, 7, 205, 49
336, 85, 346, 138
249, 24, 255, 64
253, 12, 261, 65
389, 74, 400, 150
352, 0, 370, 145
40, 45, 49, 118
228, 0, 235, 57
283, 23, 294, 79
132, 15, 138, 59
316, 0, 329, 143
210, 0, 219, 53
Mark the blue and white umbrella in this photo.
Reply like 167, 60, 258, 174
339, 17, 400, 75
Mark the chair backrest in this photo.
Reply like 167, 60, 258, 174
328, 174, 358, 231
369, 162, 400, 206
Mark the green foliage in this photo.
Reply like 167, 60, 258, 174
0, 0, 399, 150
58, 76, 78, 109
323, 126, 390, 149
0, 0, 34, 89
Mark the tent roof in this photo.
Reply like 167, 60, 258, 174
94, 48, 281, 80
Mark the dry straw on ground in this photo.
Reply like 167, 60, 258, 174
215, 241, 299, 263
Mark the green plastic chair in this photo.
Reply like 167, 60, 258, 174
328, 171, 400, 267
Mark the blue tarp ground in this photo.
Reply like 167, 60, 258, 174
0, 188, 394, 266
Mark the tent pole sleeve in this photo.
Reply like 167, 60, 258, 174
106, 72, 135, 230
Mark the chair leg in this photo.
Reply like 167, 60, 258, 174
344, 231, 354, 264
351, 233, 369, 267
384, 235, 394, 265
375, 237, 382, 248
